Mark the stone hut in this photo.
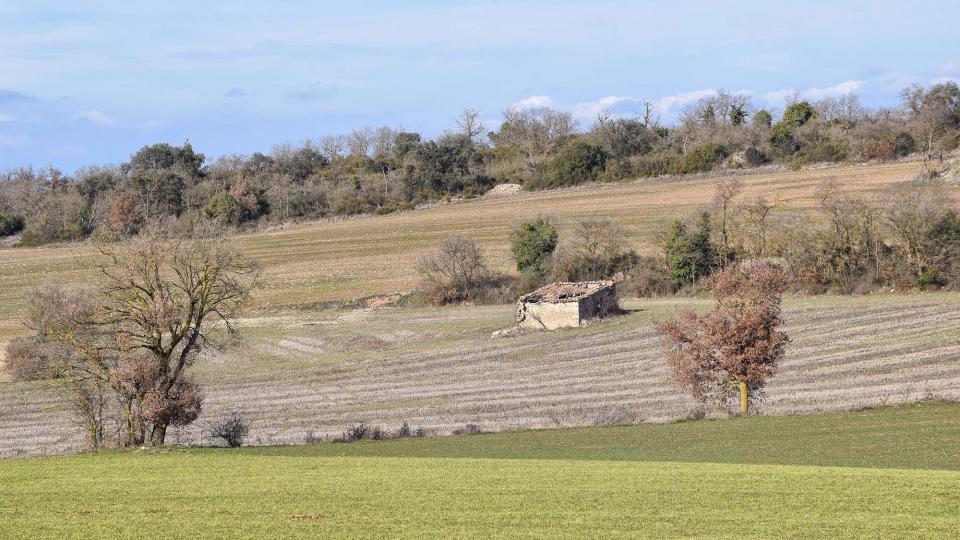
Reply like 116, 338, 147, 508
516, 280, 618, 330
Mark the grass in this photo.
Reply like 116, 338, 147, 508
4, 293, 960, 457
0, 160, 928, 345
1, 403, 959, 539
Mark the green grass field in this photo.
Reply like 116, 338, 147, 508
2, 402, 958, 539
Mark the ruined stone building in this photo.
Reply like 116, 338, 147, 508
516, 280, 618, 330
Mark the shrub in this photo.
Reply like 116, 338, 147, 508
202, 191, 242, 225
416, 235, 493, 304
673, 143, 728, 174
752, 110, 772, 129
551, 217, 638, 281
744, 147, 768, 166
396, 421, 425, 438
0, 214, 24, 237
662, 213, 717, 288
631, 153, 677, 178
532, 140, 607, 189
452, 423, 483, 435
770, 102, 816, 156
208, 411, 250, 448
4, 337, 62, 381
344, 423, 368, 442
620, 256, 675, 297
509, 217, 558, 275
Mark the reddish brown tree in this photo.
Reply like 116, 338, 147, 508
106, 190, 142, 235
656, 262, 790, 415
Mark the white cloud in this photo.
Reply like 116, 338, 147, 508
656, 88, 718, 117
509, 88, 731, 124
762, 80, 864, 104
74, 110, 116, 126
509, 95, 556, 110
572, 95, 642, 120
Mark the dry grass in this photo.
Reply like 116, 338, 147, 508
2, 160, 957, 457
3, 293, 958, 458
0, 160, 928, 348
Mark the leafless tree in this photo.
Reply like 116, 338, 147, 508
96, 224, 259, 445
552, 217, 635, 281
416, 235, 491, 304
5, 223, 261, 449
348, 128, 374, 157
901, 82, 960, 175
372, 126, 398, 158
712, 179, 743, 265
456, 108, 486, 144
884, 182, 952, 279
492, 107, 577, 167
742, 195, 775, 257
319, 134, 347, 161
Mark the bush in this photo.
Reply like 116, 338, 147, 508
673, 143, 728, 174
531, 140, 607, 189
0, 214, 24, 237
631, 153, 677, 178
893, 132, 916, 158
208, 411, 250, 448
770, 102, 816, 156
509, 217, 558, 274
752, 110, 772, 129
202, 191, 242, 225
551, 218, 638, 281
662, 213, 717, 288
333, 422, 426, 443
620, 256, 675, 297
744, 147, 768, 166
4, 337, 63, 381
451, 423, 483, 435
416, 235, 493, 304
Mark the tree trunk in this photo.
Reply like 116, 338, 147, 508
150, 423, 167, 446
738, 381, 749, 415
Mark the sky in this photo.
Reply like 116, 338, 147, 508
1, 0, 959, 172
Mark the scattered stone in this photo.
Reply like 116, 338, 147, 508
484, 183, 523, 198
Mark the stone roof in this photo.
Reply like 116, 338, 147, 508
518, 280, 614, 304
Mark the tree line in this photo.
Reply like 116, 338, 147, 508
2, 82, 959, 246
415, 175, 960, 309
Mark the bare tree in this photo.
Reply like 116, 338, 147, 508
372, 126, 398, 158
348, 128, 374, 157
884, 182, 951, 279
6, 287, 113, 448
552, 217, 635, 281
416, 235, 491, 304
712, 179, 743, 265
5, 225, 259, 448
96, 224, 259, 445
742, 195, 775, 257
319, 134, 347, 161
491, 107, 577, 167
456, 108, 486, 144
901, 82, 960, 176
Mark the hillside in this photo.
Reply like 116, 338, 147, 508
1, 403, 958, 538
0, 160, 930, 346
4, 160, 960, 458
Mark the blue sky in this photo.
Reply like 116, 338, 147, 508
2, 0, 959, 172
